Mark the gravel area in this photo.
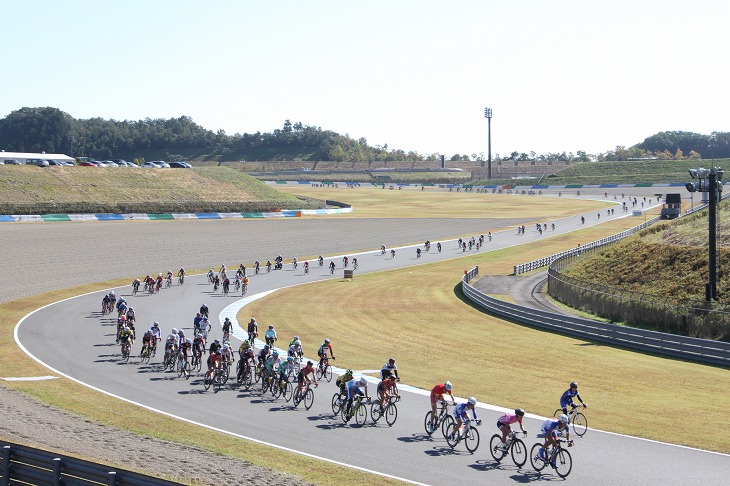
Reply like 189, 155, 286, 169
0, 384, 309, 485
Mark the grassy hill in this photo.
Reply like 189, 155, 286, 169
0, 166, 322, 214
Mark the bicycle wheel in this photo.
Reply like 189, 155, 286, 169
554, 448, 572, 478
315, 365, 324, 380
183, 361, 191, 380
283, 382, 293, 402
254, 365, 261, 383
304, 389, 314, 410
214, 373, 224, 392
445, 423, 458, 449
572, 412, 588, 436
553, 408, 563, 418
465, 426, 480, 453
530, 443, 547, 472
176, 359, 184, 378
332, 393, 343, 415
441, 415, 454, 438
370, 400, 383, 423
489, 434, 507, 462
354, 403, 367, 426
243, 368, 252, 389
324, 365, 332, 382
511, 438, 527, 467
424, 411, 437, 436
385, 403, 397, 426
261, 377, 269, 393
236, 361, 244, 385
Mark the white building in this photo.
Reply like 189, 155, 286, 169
0, 151, 75, 164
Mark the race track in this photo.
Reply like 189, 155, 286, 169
13, 190, 730, 485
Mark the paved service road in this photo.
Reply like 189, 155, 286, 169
16, 192, 730, 485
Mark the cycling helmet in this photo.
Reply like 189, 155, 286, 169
214, 339, 220, 345
324, 338, 331, 344
307, 360, 313, 366
172, 328, 178, 334
346, 369, 353, 375
153, 322, 159, 327
224, 317, 230, 322
467, 397, 477, 406
243, 340, 250, 347
263, 344, 270, 351
120, 315, 126, 321
268, 325, 274, 330
287, 356, 294, 362
119, 297, 125, 302
123, 326, 129, 331
570, 381, 578, 388
110, 290, 115, 296
558, 414, 569, 425
515, 408, 525, 417
128, 307, 133, 311
388, 357, 396, 364
293, 335, 300, 341
294, 339, 301, 346
273, 351, 279, 357
197, 333, 202, 338
444, 381, 452, 391
359, 377, 367, 385
186, 338, 192, 344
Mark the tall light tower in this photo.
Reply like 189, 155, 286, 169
484, 107, 493, 179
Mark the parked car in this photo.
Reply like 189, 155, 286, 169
78, 161, 99, 166
168, 161, 192, 168
2, 159, 21, 165
45, 159, 66, 166
26, 159, 50, 167
141, 161, 162, 168
150, 160, 170, 168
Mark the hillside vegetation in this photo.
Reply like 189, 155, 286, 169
0, 166, 322, 214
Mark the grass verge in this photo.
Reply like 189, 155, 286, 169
0, 283, 403, 486
242, 215, 730, 454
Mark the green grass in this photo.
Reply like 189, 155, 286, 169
242, 208, 730, 454
0, 166, 322, 214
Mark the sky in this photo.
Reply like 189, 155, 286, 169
2, 0, 729, 158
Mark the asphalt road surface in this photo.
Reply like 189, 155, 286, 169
14, 189, 730, 485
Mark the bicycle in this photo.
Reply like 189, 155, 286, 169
331, 391, 347, 416
342, 395, 370, 426
370, 395, 399, 426
530, 439, 573, 478
316, 356, 334, 382
236, 359, 253, 389
489, 431, 527, 467
120, 341, 132, 362
165, 276, 172, 288
203, 365, 226, 393
445, 418, 481, 453
178, 274, 184, 285
292, 381, 316, 409
234, 279, 241, 293
176, 353, 191, 380
424, 400, 454, 438
553, 404, 588, 436
132, 281, 140, 295
139, 344, 152, 364
191, 346, 203, 372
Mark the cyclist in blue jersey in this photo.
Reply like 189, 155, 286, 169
450, 397, 480, 440
540, 415, 570, 465
560, 381, 587, 414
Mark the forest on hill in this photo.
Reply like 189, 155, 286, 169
1, 107, 729, 163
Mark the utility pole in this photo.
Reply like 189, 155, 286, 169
484, 107, 492, 179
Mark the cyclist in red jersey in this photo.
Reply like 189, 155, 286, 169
429, 381, 456, 427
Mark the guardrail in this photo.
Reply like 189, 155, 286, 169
1, 441, 180, 486
461, 267, 730, 367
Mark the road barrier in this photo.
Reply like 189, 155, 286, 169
1, 441, 180, 486
461, 267, 730, 367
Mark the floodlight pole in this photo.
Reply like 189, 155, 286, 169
707, 169, 718, 301
484, 107, 492, 179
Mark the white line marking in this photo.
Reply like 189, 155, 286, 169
1, 376, 58, 381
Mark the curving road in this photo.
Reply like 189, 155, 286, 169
14, 190, 730, 485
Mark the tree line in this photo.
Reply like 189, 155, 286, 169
1, 107, 729, 162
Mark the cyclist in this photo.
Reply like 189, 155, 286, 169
265, 325, 277, 347
150, 322, 161, 356
278, 356, 295, 386
329, 261, 336, 274
177, 267, 185, 283
257, 344, 271, 369
193, 313, 203, 334
381, 358, 399, 380
450, 397, 480, 440
336, 369, 354, 396
254, 260, 260, 274
220, 263, 226, 276
207, 269, 215, 283
429, 382, 456, 429
345, 376, 369, 420
126, 306, 136, 323
193, 333, 206, 362
264, 350, 281, 383
437, 242, 442, 252
242, 275, 249, 294
497, 408, 527, 450
266, 260, 272, 272
140, 328, 154, 355
376, 374, 400, 405
176, 329, 186, 349
247, 318, 258, 344
416, 247, 421, 258
390, 248, 396, 258
292, 257, 298, 269
560, 381, 587, 414
119, 325, 134, 354
199, 304, 209, 318
205, 349, 224, 382
343, 256, 349, 267
238, 340, 256, 380
220, 344, 235, 368
180, 337, 193, 361
304, 261, 309, 274
209, 338, 222, 355
222, 275, 230, 294
165, 328, 179, 359
317, 338, 335, 369
132, 278, 140, 293
381, 244, 386, 254
352, 257, 358, 269
540, 414, 570, 464
288, 336, 303, 361
296, 360, 318, 397
222, 318, 233, 342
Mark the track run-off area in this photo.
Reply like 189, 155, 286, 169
9, 187, 730, 485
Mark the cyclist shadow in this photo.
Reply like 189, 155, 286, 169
93, 342, 117, 346
423, 446, 461, 457
315, 421, 350, 430
148, 375, 179, 381
306, 413, 335, 422
396, 433, 433, 443
178, 389, 207, 395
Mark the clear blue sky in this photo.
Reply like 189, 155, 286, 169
3, 0, 728, 158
